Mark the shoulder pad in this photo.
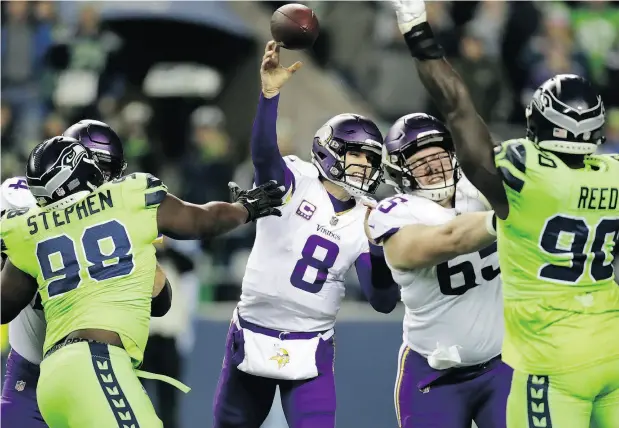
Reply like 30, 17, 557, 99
113, 172, 168, 209
0, 177, 36, 212
495, 139, 529, 193
284, 155, 319, 179
369, 194, 442, 243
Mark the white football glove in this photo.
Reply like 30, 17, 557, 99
390, 0, 427, 34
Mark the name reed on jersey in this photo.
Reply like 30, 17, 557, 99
577, 186, 618, 211
26, 190, 114, 235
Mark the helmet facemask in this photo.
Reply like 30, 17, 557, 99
384, 142, 460, 202
89, 148, 127, 181
312, 133, 384, 197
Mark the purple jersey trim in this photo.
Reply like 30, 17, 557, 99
327, 192, 356, 214
374, 227, 401, 244
251, 94, 294, 194
238, 312, 327, 338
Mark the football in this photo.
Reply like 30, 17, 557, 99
270, 3, 319, 50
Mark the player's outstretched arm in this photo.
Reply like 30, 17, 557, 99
384, 212, 497, 270
252, 41, 302, 188
157, 180, 284, 240
391, 0, 508, 218
1, 260, 38, 324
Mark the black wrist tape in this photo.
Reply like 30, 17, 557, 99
403, 21, 445, 60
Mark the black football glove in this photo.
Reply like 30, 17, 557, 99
228, 180, 285, 223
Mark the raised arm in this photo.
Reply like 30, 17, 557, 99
157, 180, 284, 240
391, 0, 508, 218
252, 41, 302, 189
383, 211, 497, 270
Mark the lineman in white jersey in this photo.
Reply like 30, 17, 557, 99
212, 41, 400, 428
368, 113, 512, 428
0, 176, 47, 427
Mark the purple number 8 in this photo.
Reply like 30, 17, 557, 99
377, 196, 408, 214
290, 235, 340, 293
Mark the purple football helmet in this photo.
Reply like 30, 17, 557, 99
383, 113, 460, 201
311, 114, 384, 197
63, 120, 126, 180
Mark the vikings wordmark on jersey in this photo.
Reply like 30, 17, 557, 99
239, 156, 371, 332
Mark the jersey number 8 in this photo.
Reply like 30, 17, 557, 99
539, 215, 619, 283
290, 235, 340, 293
36, 220, 134, 298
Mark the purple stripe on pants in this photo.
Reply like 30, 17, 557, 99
1, 350, 47, 427
213, 320, 336, 428
395, 345, 512, 428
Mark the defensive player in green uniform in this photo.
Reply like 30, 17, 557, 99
390, 1, 619, 427
0, 136, 285, 428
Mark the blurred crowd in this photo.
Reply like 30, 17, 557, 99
307, 0, 619, 152
2, 1, 619, 307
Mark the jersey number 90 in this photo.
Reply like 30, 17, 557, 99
539, 215, 619, 283
36, 220, 135, 298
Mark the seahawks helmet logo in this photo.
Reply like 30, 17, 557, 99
61, 145, 88, 169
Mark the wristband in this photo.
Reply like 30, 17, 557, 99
486, 211, 497, 237
403, 22, 445, 60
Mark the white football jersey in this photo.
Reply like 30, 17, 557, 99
238, 156, 369, 332
368, 177, 503, 366
1, 177, 46, 365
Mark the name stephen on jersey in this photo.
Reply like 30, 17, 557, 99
20, 189, 114, 235
577, 186, 618, 211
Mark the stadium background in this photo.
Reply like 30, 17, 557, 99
1, 1, 618, 427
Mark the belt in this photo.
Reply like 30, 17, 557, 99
418, 354, 503, 390
237, 313, 331, 340
43, 337, 191, 393
44, 337, 107, 359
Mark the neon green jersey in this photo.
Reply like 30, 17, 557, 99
0, 173, 167, 366
495, 139, 619, 374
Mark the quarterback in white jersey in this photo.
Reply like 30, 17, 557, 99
212, 41, 400, 428
368, 113, 512, 428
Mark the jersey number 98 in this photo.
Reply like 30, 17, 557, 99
290, 235, 340, 293
36, 220, 134, 298
539, 215, 619, 283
